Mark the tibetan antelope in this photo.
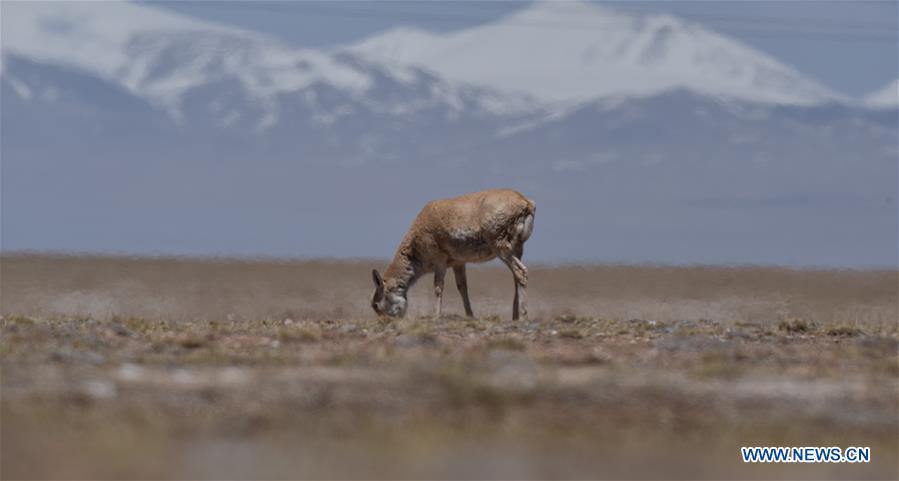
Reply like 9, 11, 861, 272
371, 188, 535, 320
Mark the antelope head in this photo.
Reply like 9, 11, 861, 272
370, 269, 407, 317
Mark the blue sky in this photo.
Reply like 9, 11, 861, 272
149, 1, 898, 98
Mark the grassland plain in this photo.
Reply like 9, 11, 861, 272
1, 253, 897, 479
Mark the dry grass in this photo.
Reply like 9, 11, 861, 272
2, 253, 895, 329
1, 254, 897, 479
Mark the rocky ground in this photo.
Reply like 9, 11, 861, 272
1, 256, 896, 479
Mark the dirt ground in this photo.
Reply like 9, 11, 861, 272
1, 254, 897, 479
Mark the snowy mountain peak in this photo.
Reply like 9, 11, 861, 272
1, 1, 543, 124
863, 79, 899, 109
1, 0, 244, 76
346, 0, 840, 106
1, 0, 374, 120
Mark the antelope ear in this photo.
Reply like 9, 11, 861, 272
371, 269, 384, 288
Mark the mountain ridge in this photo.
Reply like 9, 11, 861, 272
1, 0, 540, 126
1, 0, 895, 265
345, 0, 842, 106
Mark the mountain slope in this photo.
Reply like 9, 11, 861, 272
1, 0, 538, 125
346, 0, 840, 106
2, 1, 368, 119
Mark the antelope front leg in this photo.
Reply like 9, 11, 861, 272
433, 267, 446, 319
453, 264, 475, 318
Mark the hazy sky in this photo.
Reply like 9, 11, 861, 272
148, 1, 899, 98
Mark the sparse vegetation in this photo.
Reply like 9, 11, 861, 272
486, 336, 527, 351
825, 324, 865, 337
778, 316, 815, 334
1, 255, 896, 479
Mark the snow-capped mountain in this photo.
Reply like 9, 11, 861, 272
346, 0, 840, 106
1, 0, 539, 127
1, 1, 352, 121
864, 79, 899, 109
1, 1, 895, 266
